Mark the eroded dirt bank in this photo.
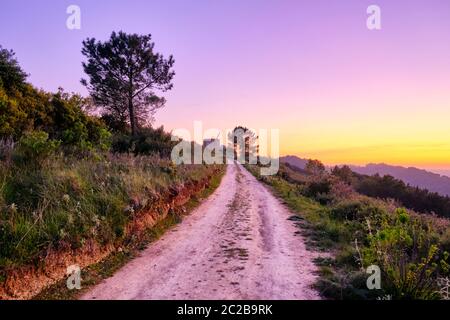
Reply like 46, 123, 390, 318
82, 164, 320, 300
0, 171, 217, 300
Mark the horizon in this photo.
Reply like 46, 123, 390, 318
1, 0, 449, 172
2, 0, 450, 304
290, 155, 450, 178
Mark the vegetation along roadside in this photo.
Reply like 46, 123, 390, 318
0, 35, 225, 299
246, 163, 450, 300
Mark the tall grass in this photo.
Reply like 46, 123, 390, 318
0, 152, 221, 270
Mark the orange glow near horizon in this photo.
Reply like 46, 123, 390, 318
5, 0, 449, 171
279, 114, 450, 169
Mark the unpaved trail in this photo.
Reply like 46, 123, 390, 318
82, 163, 320, 300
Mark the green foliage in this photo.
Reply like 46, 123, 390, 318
361, 208, 448, 299
41, 90, 112, 151
0, 46, 27, 92
0, 48, 111, 153
304, 178, 332, 202
247, 163, 450, 300
0, 86, 29, 137
305, 159, 326, 175
0, 85, 111, 152
0, 153, 221, 269
0, 138, 14, 162
331, 165, 354, 185
81, 31, 175, 135
440, 229, 450, 254
355, 172, 450, 218
111, 126, 176, 158
12, 131, 60, 166
331, 200, 386, 223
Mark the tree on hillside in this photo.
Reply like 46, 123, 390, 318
331, 165, 354, 184
81, 31, 175, 135
0, 46, 27, 91
305, 159, 326, 175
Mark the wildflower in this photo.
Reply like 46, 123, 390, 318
124, 205, 135, 215
92, 214, 100, 227
9, 203, 17, 213
59, 229, 67, 238
63, 194, 70, 203
67, 213, 74, 225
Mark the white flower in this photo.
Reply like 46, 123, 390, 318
9, 203, 17, 212
62, 194, 70, 203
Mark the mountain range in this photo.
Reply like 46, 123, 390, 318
280, 155, 450, 197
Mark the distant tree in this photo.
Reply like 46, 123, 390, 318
228, 126, 258, 163
81, 31, 175, 136
354, 173, 450, 218
305, 159, 326, 175
0, 46, 27, 91
331, 165, 354, 184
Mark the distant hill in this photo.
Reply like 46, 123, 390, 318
280, 155, 309, 170
281, 156, 450, 197
349, 163, 450, 197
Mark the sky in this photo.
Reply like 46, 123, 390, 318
1, 0, 450, 172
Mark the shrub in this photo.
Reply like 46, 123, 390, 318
440, 229, 450, 254
356, 173, 450, 218
362, 208, 449, 299
0, 84, 111, 153
111, 126, 176, 158
0, 137, 14, 162
331, 200, 387, 223
304, 179, 332, 199
12, 131, 60, 166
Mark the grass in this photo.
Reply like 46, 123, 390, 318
0, 151, 225, 299
32, 164, 225, 300
245, 164, 450, 300
0, 154, 219, 268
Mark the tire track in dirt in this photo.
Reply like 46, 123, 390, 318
82, 163, 320, 300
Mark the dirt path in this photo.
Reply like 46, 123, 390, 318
82, 164, 320, 300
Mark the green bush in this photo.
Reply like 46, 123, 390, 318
1, 46, 112, 153
13, 131, 60, 166
331, 200, 387, 223
0, 85, 111, 153
0, 138, 14, 162
440, 229, 450, 253
361, 208, 448, 299
111, 126, 176, 158
305, 180, 331, 197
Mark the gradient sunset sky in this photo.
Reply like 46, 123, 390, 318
1, 0, 449, 172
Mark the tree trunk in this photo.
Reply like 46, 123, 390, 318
245, 136, 250, 164
233, 136, 238, 161
128, 97, 136, 136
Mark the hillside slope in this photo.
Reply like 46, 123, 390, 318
281, 156, 450, 197
350, 163, 450, 196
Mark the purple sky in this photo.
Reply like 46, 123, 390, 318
1, 0, 450, 171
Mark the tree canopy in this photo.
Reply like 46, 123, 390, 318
305, 159, 326, 175
81, 31, 175, 135
0, 46, 27, 92
228, 126, 258, 163
0, 45, 110, 150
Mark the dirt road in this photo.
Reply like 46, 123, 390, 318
82, 164, 320, 300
